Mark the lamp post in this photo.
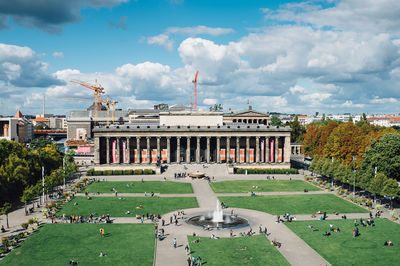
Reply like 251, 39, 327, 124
352, 156, 356, 198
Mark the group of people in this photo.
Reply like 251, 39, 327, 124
66, 214, 112, 224
187, 255, 202, 266
174, 172, 188, 179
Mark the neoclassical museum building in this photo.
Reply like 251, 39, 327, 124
92, 110, 292, 169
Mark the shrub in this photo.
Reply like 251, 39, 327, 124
234, 168, 299, 174
75, 183, 84, 189
0, 246, 7, 254
113, 170, 123, 175
87, 168, 94, 176
104, 170, 113, 176
93, 170, 103, 176
123, 169, 133, 175
14, 233, 24, 242
361, 198, 367, 203
21, 223, 29, 230
143, 169, 154, 175
367, 200, 373, 206
27, 218, 34, 225
134, 169, 143, 175
46, 203, 56, 208
82, 177, 88, 182
1, 238, 9, 246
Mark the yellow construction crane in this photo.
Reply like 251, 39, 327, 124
70, 79, 105, 123
96, 96, 118, 125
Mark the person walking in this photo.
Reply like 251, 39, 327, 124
187, 256, 192, 266
173, 238, 177, 248
197, 256, 202, 266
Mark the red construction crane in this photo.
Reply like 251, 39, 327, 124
70, 79, 105, 122
192, 70, 199, 109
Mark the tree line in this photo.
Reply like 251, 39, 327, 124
306, 121, 400, 200
0, 138, 77, 223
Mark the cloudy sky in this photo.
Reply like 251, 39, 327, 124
0, 0, 400, 116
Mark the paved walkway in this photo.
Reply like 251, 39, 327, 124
1, 166, 397, 266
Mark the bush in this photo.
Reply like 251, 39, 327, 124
21, 223, 29, 230
134, 169, 143, 175
361, 198, 367, 203
46, 202, 56, 208
93, 170, 103, 176
367, 200, 373, 206
143, 169, 154, 175
27, 218, 34, 225
14, 233, 24, 241
113, 170, 123, 175
87, 168, 94, 176
123, 169, 133, 175
104, 170, 113, 176
1, 238, 9, 246
0, 246, 7, 254
234, 168, 299, 174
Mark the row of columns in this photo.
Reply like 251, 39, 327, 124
99, 135, 290, 164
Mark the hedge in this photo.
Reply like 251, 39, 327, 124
234, 168, 299, 174
86, 168, 154, 176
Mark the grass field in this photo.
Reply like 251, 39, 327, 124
210, 180, 320, 193
83, 181, 193, 194
55, 196, 198, 217
218, 194, 369, 215
187, 234, 289, 266
286, 219, 400, 266
0, 223, 154, 266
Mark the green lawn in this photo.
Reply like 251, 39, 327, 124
55, 196, 198, 217
219, 194, 369, 215
1, 223, 154, 266
286, 219, 400, 266
83, 181, 193, 194
210, 180, 320, 193
187, 234, 289, 266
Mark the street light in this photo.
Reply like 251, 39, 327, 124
352, 156, 356, 198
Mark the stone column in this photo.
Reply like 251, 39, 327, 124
167, 137, 171, 164
186, 137, 190, 163
126, 137, 130, 164
256, 137, 260, 163
147, 137, 151, 164
265, 137, 269, 163
236, 137, 240, 163
196, 137, 200, 163
206, 137, 210, 163
226, 137, 230, 163
157, 137, 161, 162
284, 136, 291, 163
94, 137, 100, 164
136, 137, 141, 164
216, 137, 220, 163
176, 137, 181, 163
275, 136, 279, 163
246, 137, 250, 163
116, 137, 120, 164
106, 137, 110, 164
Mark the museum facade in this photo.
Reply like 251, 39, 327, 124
92, 111, 292, 168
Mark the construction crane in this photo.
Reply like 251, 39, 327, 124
192, 70, 199, 109
70, 79, 105, 123
96, 96, 118, 125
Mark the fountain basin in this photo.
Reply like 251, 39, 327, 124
187, 213, 249, 229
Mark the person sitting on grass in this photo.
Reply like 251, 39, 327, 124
323, 232, 331, 236
69, 259, 78, 265
99, 252, 106, 257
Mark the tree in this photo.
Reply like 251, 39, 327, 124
0, 203, 12, 228
348, 116, 353, 122
209, 104, 223, 112
362, 113, 367, 121
270, 116, 282, 126
21, 186, 36, 215
381, 178, 399, 208
322, 113, 326, 121
362, 133, 400, 181
30, 137, 53, 150
289, 115, 306, 143
369, 173, 387, 201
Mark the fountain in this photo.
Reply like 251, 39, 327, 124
187, 200, 249, 229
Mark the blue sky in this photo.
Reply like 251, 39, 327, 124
0, 0, 400, 116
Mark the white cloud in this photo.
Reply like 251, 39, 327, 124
166, 25, 234, 36
145, 34, 174, 51
145, 25, 234, 50
370, 97, 398, 104
300, 93, 332, 106
52, 51, 64, 59
290, 85, 306, 94
203, 98, 217, 105
341, 100, 365, 108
